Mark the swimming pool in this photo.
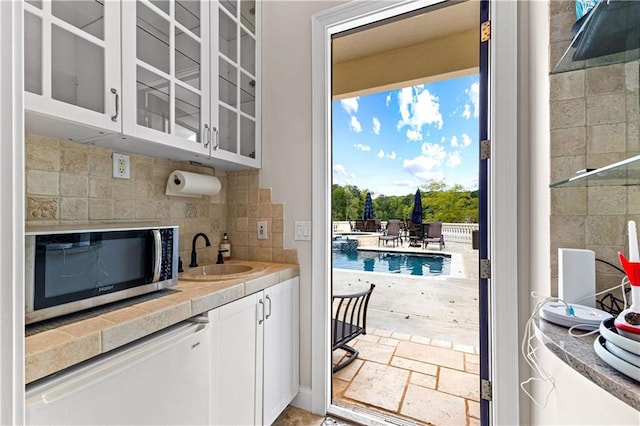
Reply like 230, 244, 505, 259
332, 250, 451, 276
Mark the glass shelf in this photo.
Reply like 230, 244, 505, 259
550, 155, 640, 187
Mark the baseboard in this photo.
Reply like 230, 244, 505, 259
290, 386, 312, 412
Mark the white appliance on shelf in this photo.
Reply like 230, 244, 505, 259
25, 319, 210, 425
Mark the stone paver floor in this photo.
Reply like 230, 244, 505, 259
332, 328, 480, 426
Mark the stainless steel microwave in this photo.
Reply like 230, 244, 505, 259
25, 224, 179, 324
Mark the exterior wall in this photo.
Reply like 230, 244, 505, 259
549, 0, 640, 295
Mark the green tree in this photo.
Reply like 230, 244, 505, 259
331, 182, 478, 223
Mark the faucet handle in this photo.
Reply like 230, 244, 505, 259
216, 249, 228, 264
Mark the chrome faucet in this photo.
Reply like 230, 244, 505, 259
190, 233, 211, 267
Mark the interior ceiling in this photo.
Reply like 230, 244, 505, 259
332, 0, 478, 64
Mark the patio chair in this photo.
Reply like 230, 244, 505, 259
332, 284, 375, 372
378, 219, 402, 247
354, 220, 366, 232
406, 220, 423, 247
364, 219, 378, 232
422, 221, 445, 250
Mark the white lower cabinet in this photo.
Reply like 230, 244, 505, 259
209, 277, 299, 425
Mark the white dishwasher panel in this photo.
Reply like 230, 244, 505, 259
26, 320, 210, 425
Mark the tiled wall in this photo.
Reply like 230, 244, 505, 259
549, 1, 640, 294
25, 133, 297, 266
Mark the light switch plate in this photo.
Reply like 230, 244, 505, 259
295, 221, 311, 241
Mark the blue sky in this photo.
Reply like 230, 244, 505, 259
332, 74, 479, 197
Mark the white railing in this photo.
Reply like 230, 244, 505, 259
442, 223, 479, 243
333, 221, 479, 244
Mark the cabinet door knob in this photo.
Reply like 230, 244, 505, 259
110, 88, 119, 122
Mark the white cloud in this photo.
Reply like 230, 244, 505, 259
450, 135, 459, 147
441, 136, 446, 144
392, 179, 414, 188
402, 142, 448, 180
397, 86, 444, 138
447, 151, 462, 167
340, 97, 359, 115
333, 164, 347, 176
354, 143, 370, 152
461, 133, 472, 147
377, 149, 397, 160
464, 81, 480, 119
386, 94, 392, 106
421, 142, 447, 161
349, 115, 362, 133
406, 128, 422, 142
372, 117, 381, 135
462, 104, 472, 119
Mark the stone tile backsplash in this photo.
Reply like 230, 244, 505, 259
25, 133, 297, 266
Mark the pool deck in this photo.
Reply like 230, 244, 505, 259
331, 240, 480, 425
333, 240, 479, 346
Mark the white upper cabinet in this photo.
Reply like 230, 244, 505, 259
22, 0, 259, 170
121, 0, 211, 158
24, 0, 122, 139
211, 0, 260, 168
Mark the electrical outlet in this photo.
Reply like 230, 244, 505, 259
113, 153, 130, 179
257, 221, 268, 239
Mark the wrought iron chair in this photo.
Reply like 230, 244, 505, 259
332, 284, 375, 372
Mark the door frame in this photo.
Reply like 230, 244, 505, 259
310, 1, 520, 424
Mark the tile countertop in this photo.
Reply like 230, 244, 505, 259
25, 261, 299, 384
535, 317, 640, 411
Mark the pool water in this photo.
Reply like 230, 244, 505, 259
332, 250, 451, 276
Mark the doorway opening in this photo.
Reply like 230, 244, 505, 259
329, 2, 482, 424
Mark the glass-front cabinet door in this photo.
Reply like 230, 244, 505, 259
122, 0, 211, 157
24, 0, 122, 134
213, 0, 260, 167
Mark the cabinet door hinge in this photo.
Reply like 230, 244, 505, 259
481, 379, 492, 401
481, 21, 491, 42
480, 139, 490, 160
480, 259, 491, 279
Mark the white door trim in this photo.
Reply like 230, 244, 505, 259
310, 1, 520, 424
0, 1, 25, 424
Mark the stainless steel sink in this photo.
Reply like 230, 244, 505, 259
179, 263, 264, 281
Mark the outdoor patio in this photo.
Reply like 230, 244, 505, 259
331, 239, 480, 425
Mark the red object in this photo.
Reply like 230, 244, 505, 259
614, 318, 640, 335
618, 252, 640, 286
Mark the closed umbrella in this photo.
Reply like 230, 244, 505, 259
363, 192, 374, 220
411, 189, 423, 224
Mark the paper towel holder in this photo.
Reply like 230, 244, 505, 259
165, 170, 221, 198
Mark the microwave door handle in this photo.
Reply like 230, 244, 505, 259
152, 229, 162, 283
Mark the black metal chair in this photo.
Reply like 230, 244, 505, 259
332, 284, 375, 372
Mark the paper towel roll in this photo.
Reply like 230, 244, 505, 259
165, 170, 221, 198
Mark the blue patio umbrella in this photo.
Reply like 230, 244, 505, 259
363, 192, 374, 220
411, 189, 423, 224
